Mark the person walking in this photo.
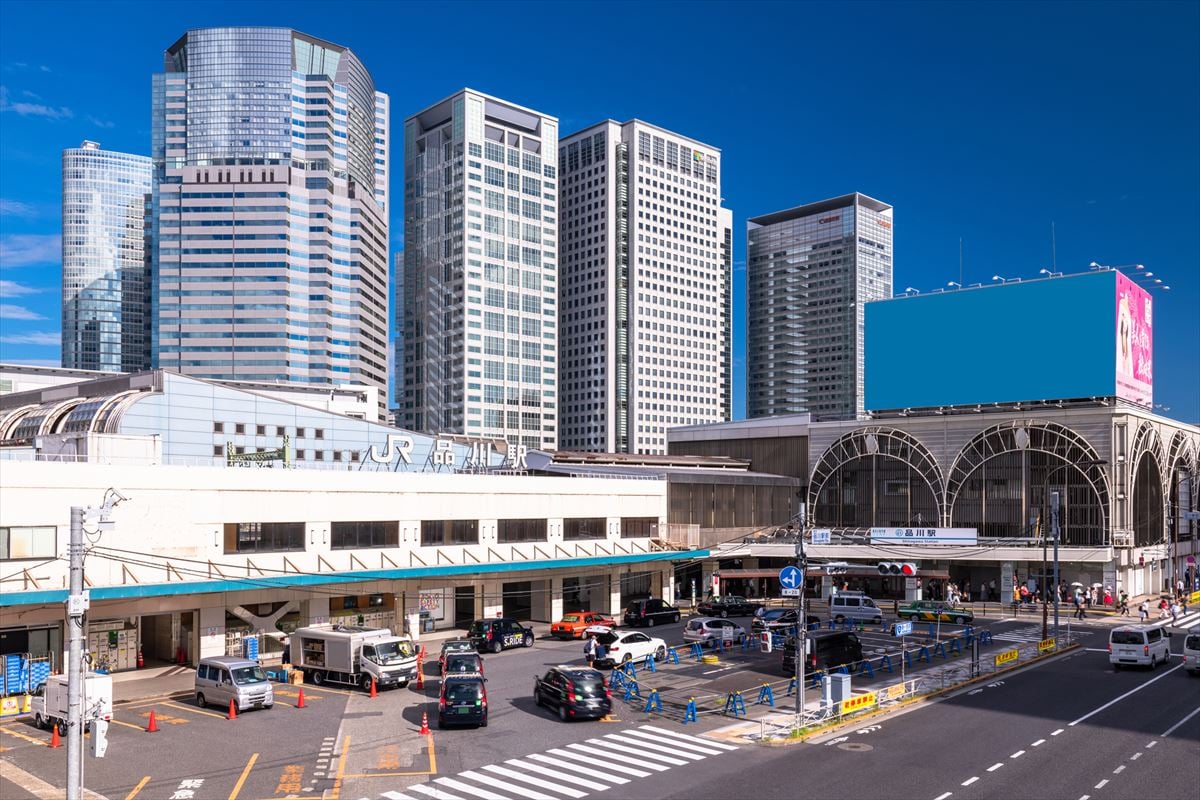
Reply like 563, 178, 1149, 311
584, 633, 598, 668
1118, 591, 1130, 616
1138, 599, 1149, 622
1073, 594, 1085, 620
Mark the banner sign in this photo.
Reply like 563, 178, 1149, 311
1038, 638, 1056, 653
994, 648, 1019, 667
840, 691, 878, 715
870, 528, 978, 545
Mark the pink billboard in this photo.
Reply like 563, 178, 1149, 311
1115, 271, 1153, 406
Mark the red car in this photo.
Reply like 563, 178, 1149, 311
551, 612, 617, 639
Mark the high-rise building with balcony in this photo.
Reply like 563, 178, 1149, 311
557, 120, 729, 454
61, 141, 153, 372
397, 90, 559, 450
747, 192, 893, 421
150, 27, 389, 401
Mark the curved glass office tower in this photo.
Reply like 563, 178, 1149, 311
61, 141, 152, 372
151, 27, 389, 401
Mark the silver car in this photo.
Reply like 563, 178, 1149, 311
683, 617, 746, 647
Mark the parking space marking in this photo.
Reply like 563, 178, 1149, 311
136, 710, 188, 726
228, 753, 258, 800
344, 734, 438, 779
109, 718, 145, 731
0, 725, 47, 746
329, 735, 350, 800
163, 701, 227, 720
123, 776, 151, 800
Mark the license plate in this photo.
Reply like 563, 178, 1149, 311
455, 706, 473, 714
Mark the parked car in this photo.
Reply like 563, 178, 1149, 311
551, 611, 617, 639
751, 608, 821, 634
829, 592, 884, 625
622, 598, 680, 628
683, 617, 746, 646
533, 665, 612, 721
1183, 632, 1200, 675
696, 595, 764, 618
468, 618, 534, 653
782, 631, 864, 675
194, 656, 273, 711
898, 600, 974, 624
1109, 625, 1170, 669
591, 629, 667, 668
438, 672, 487, 728
443, 652, 485, 676
439, 638, 476, 674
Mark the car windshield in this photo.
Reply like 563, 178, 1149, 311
572, 679, 605, 697
1111, 631, 1144, 645
445, 655, 479, 672
370, 640, 416, 665
1185, 635, 1200, 650
561, 615, 580, 622
445, 682, 482, 703
231, 666, 267, 685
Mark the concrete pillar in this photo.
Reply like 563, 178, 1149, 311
305, 596, 330, 626
549, 577, 564, 622
482, 581, 503, 619
198, 605, 225, 659
661, 569, 675, 606
530, 579, 551, 622
608, 571, 622, 617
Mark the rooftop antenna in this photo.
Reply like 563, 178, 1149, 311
1051, 221, 1057, 272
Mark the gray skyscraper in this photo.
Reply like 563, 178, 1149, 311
557, 120, 730, 454
398, 89, 559, 450
151, 27, 389, 399
747, 193, 893, 421
61, 141, 153, 372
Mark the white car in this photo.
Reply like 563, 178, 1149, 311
592, 629, 666, 667
683, 617, 746, 646
1182, 632, 1200, 675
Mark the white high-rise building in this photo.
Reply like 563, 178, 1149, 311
398, 90, 559, 450
558, 120, 729, 454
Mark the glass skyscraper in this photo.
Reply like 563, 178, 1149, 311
747, 193, 893, 421
61, 141, 153, 372
151, 27, 389, 401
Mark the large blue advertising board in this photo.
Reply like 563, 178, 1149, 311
864, 271, 1145, 411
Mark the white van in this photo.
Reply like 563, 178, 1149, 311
1109, 624, 1170, 669
829, 591, 884, 625
195, 656, 273, 712
1183, 632, 1200, 675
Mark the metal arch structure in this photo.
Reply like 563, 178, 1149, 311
1166, 429, 1198, 483
1130, 422, 1167, 483
1130, 422, 1168, 549
945, 419, 1111, 536
808, 426, 946, 527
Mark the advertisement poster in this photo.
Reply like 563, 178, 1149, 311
1115, 272, 1153, 406
418, 588, 446, 621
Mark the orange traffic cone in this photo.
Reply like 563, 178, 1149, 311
419, 711, 430, 735
296, 688, 306, 709
49, 725, 61, 748
137, 648, 144, 669
146, 710, 158, 733
370, 678, 377, 699
416, 661, 425, 690
227, 699, 237, 721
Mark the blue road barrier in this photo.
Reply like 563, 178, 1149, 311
950, 638, 962, 655
644, 688, 663, 713
918, 646, 931, 663
928, 623, 936, 638
980, 630, 994, 644
624, 680, 642, 701
756, 684, 775, 707
643, 653, 657, 672
860, 660, 875, 678
683, 698, 697, 724
690, 643, 704, 661
934, 642, 948, 660
666, 647, 680, 665
904, 649, 914, 669
879, 654, 894, 673
785, 676, 797, 696
724, 691, 747, 718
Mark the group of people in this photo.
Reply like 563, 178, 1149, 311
583, 633, 608, 668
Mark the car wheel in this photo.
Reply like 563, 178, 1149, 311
491, 640, 502, 654
196, 693, 206, 709
56, 720, 67, 737
264, 704, 273, 710
360, 674, 373, 692
647, 617, 656, 628
524, 634, 533, 648
622, 653, 632, 664
558, 704, 569, 722
312, 671, 325, 686
34, 713, 45, 730
480, 717, 488, 728
954, 616, 966, 624
655, 646, 666, 662
534, 688, 543, 707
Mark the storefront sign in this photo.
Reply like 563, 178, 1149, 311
419, 589, 447, 621
994, 648, 1019, 666
840, 691, 878, 715
870, 528, 978, 545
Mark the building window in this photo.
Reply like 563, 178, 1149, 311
297, 427, 307, 439
315, 429, 325, 440
333, 451, 343, 462
276, 426, 286, 437
224, 522, 303, 554
563, 518, 606, 540
314, 451, 325, 461
256, 425, 266, 436
420, 520, 480, 546
620, 517, 658, 539
213, 422, 224, 433
213, 445, 224, 457
331, 521, 398, 549
497, 518, 547, 543
0, 526, 56, 559
235, 423, 245, 435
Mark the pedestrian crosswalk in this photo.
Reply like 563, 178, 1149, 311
991, 624, 1095, 643
371, 725, 737, 800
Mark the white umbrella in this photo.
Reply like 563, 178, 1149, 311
1070, 581, 1084, 587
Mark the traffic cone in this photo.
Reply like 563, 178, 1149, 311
49, 726, 61, 748
419, 711, 430, 735
370, 678, 378, 698
146, 710, 158, 733
416, 663, 425, 690
137, 648, 144, 669
227, 699, 237, 721
296, 688, 306, 709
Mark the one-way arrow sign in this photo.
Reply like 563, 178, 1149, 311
779, 565, 802, 590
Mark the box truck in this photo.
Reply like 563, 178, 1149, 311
290, 624, 418, 690
31, 672, 113, 734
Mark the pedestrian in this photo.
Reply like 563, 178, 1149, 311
1138, 600, 1149, 622
1118, 591, 1130, 616
1170, 600, 1181, 624
1073, 594, 1085, 620
593, 638, 607, 668
584, 633, 598, 667
1158, 598, 1170, 619
989, 578, 997, 602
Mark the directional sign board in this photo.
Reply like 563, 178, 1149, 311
779, 565, 803, 590
782, 588, 801, 597
811, 529, 831, 544
892, 621, 913, 637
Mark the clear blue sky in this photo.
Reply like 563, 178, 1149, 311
1, 0, 1197, 422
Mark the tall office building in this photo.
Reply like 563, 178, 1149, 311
151, 27, 389, 399
61, 141, 153, 372
558, 120, 729, 454
747, 193, 893, 421
398, 90, 558, 450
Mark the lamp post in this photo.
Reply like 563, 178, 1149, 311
1041, 459, 1106, 642
793, 505, 807, 728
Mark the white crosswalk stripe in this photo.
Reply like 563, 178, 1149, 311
992, 624, 1095, 643
1170, 611, 1200, 629
376, 725, 736, 800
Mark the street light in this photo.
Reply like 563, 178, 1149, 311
947, 281, 962, 289
1039, 268, 1062, 277
1040, 460, 1106, 642
991, 274, 1010, 283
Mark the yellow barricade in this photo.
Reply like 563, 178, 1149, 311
886, 683, 906, 700
994, 648, 1019, 666
1038, 638, 1056, 653
840, 691, 878, 715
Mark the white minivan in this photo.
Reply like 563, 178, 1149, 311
1108, 624, 1170, 669
195, 656, 273, 712
1183, 632, 1200, 675
829, 591, 884, 625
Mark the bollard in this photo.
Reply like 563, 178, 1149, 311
643, 653, 657, 672
755, 683, 775, 707
683, 698, 697, 724
723, 691, 746, 718
146, 709, 159, 733
643, 688, 663, 713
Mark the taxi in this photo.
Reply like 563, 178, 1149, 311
898, 600, 974, 624
550, 611, 617, 639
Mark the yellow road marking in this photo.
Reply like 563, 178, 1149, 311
330, 735, 350, 800
346, 733, 438, 778
0, 725, 47, 746
228, 752, 258, 800
123, 776, 151, 800
163, 701, 227, 719
426, 733, 436, 776
109, 718, 145, 731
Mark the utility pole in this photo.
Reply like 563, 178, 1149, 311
1051, 491, 1061, 641
794, 504, 807, 729
1039, 511, 1048, 641
66, 506, 86, 800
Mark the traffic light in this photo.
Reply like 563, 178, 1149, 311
824, 562, 849, 575
877, 562, 917, 576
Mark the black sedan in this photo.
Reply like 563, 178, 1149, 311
750, 608, 821, 634
696, 595, 764, 618
533, 665, 612, 722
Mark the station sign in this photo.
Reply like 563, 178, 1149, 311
870, 527, 978, 545
811, 529, 831, 544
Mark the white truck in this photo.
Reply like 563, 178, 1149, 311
31, 672, 113, 734
290, 624, 418, 690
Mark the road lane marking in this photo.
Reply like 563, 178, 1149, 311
1146, 740, 1158, 748
507, 757, 612, 791
641, 725, 739, 750
1011, 750, 1025, 759
480, 764, 586, 798
1113, 765, 1125, 774
1069, 663, 1184, 727
0, 725, 48, 746
1079, 795, 1090, 800
961, 777, 979, 786
1051, 728, 1064, 736
1031, 739, 1046, 747
163, 701, 226, 719
1130, 752, 1142, 760
549, 747, 650, 777
1095, 779, 1108, 789
228, 752, 258, 800
124, 776, 151, 800
987, 763, 1003, 772
1161, 703, 1200, 738
329, 736, 350, 800
934, 793, 952, 800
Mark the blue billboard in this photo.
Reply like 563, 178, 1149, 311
864, 271, 1141, 411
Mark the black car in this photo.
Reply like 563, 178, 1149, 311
468, 618, 534, 653
533, 665, 612, 722
696, 595, 765, 618
438, 673, 487, 729
443, 652, 485, 676
622, 598, 681, 628
781, 631, 863, 675
751, 608, 821, 634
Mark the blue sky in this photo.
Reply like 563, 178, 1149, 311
1, 0, 1197, 422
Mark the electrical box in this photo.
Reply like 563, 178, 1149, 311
66, 592, 90, 615
90, 719, 109, 758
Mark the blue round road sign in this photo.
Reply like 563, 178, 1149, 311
779, 565, 802, 590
